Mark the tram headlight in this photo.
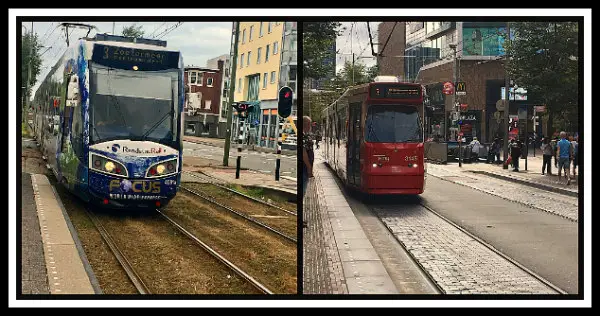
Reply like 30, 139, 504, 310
146, 158, 178, 178
90, 154, 128, 177
105, 161, 115, 172
372, 163, 378, 168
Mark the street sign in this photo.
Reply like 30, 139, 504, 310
442, 81, 454, 95
534, 105, 546, 112
460, 103, 468, 111
456, 82, 466, 95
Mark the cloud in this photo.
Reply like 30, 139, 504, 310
27, 21, 232, 96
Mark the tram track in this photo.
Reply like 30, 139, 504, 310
82, 205, 268, 294
182, 170, 296, 216
179, 185, 297, 244
370, 199, 567, 295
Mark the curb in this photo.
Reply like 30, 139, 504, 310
50, 180, 103, 294
468, 170, 578, 197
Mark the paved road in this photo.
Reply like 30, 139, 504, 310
369, 176, 578, 294
183, 141, 297, 178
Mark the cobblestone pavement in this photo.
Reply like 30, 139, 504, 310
21, 172, 50, 294
302, 162, 348, 294
373, 204, 558, 294
427, 164, 578, 222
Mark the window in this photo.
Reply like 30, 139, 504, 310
207, 77, 214, 87
197, 72, 204, 86
257, 47, 262, 64
190, 71, 197, 84
270, 71, 276, 84
259, 22, 264, 37
223, 89, 228, 98
224, 68, 229, 77
242, 29, 246, 43
204, 100, 211, 110
237, 78, 242, 92
263, 73, 268, 89
247, 51, 251, 66
265, 45, 270, 62
224, 81, 228, 90
268, 22, 273, 33
249, 25, 254, 41
240, 54, 244, 68
289, 65, 297, 81
273, 41, 279, 55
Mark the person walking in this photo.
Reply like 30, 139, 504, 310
469, 137, 481, 162
571, 135, 579, 177
556, 131, 573, 185
510, 138, 522, 171
540, 137, 553, 175
302, 116, 315, 197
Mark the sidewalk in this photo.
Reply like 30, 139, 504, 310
183, 135, 296, 156
438, 154, 578, 196
303, 153, 398, 294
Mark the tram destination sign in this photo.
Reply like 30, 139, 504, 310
370, 84, 422, 99
92, 44, 180, 71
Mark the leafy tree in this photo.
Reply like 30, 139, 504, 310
303, 22, 343, 81
122, 24, 145, 38
21, 31, 43, 108
504, 22, 578, 133
366, 63, 379, 82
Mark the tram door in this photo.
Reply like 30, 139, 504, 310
347, 102, 362, 186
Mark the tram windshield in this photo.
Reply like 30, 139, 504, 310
89, 64, 179, 148
365, 104, 423, 143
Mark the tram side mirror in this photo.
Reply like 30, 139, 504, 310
66, 75, 81, 107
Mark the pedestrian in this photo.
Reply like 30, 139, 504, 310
556, 131, 573, 185
510, 138, 522, 171
571, 135, 579, 177
315, 125, 322, 150
540, 137, 553, 175
302, 116, 315, 197
551, 136, 559, 168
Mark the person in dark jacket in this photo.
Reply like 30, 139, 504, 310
540, 137, 554, 175
510, 139, 522, 171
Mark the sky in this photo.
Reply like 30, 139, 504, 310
23, 21, 233, 97
335, 22, 380, 74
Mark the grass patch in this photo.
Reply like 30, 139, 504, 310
21, 121, 30, 138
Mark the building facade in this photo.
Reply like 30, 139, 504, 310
206, 54, 231, 138
231, 21, 297, 149
377, 22, 406, 79
400, 21, 539, 143
183, 61, 224, 138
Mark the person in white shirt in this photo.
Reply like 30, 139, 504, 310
470, 137, 481, 162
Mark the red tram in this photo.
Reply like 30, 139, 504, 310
322, 77, 426, 195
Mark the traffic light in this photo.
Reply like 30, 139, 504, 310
278, 86, 293, 118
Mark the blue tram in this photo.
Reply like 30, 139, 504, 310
32, 34, 184, 209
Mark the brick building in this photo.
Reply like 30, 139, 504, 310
183, 60, 224, 137
377, 22, 406, 79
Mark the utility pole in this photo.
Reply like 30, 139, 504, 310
503, 22, 511, 169
448, 43, 457, 143
113, 22, 115, 35
352, 52, 355, 86
223, 22, 240, 166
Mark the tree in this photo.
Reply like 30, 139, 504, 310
337, 60, 369, 86
21, 32, 43, 109
122, 24, 145, 38
504, 22, 578, 133
303, 22, 343, 81
366, 63, 379, 82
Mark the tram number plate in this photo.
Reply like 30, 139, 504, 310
405, 155, 418, 161
377, 156, 389, 162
